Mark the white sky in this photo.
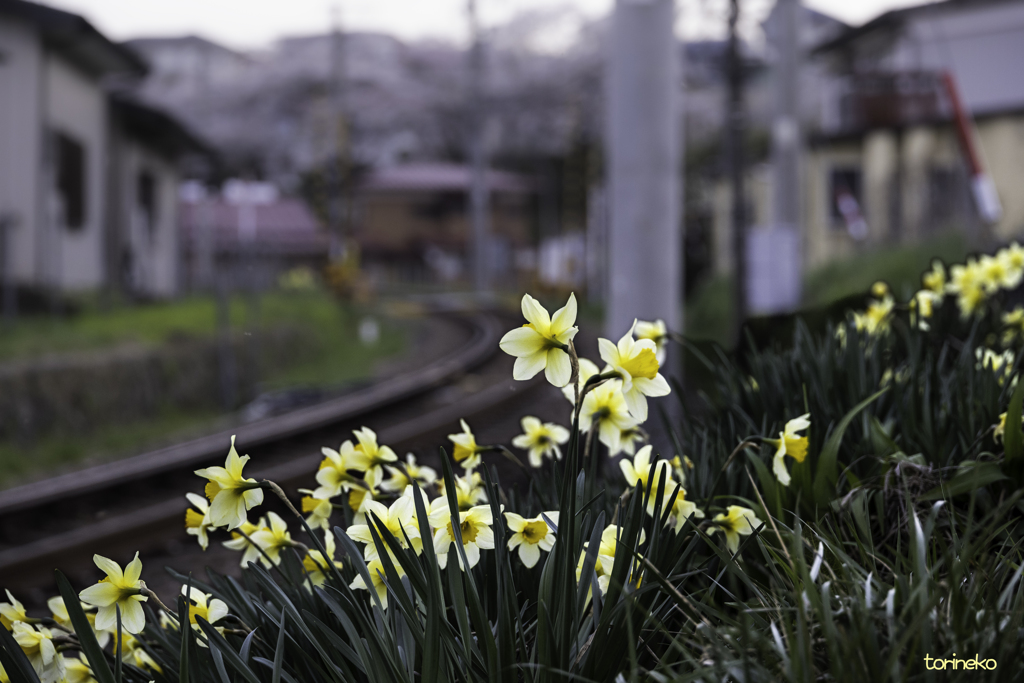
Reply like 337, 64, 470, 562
45, 0, 933, 51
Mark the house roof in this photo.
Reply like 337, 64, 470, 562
360, 163, 534, 194
0, 0, 146, 76
111, 94, 211, 159
179, 198, 329, 255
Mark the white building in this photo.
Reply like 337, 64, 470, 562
0, 0, 205, 299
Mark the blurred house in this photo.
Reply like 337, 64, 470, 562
179, 180, 329, 291
0, 0, 205, 299
713, 0, 1024, 277
354, 162, 535, 284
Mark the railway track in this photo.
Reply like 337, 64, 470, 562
0, 309, 554, 593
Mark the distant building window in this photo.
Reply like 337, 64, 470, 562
54, 132, 86, 229
830, 167, 867, 239
137, 170, 157, 232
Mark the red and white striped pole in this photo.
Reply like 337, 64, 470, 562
942, 70, 1002, 225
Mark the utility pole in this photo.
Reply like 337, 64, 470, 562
605, 0, 681, 340
328, 4, 348, 257
467, 0, 491, 295
727, 0, 748, 343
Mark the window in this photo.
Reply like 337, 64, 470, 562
54, 132, 86, 229
829, 167, 867, 239
137, 170, 157, 233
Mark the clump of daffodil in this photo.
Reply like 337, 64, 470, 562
578, 379, 639, 456
348, 427, 398, 480
437, 471, 487, 510
313, 440, 362, 499
428, 501, 495, 570
347, 496, 422, 561
634, 319, 669, 363
620, 445, 675, 514
512, 416, 570, 467
448, 419, 488, 470
249, 512, 296, 567
299, 489, 334, 530
922, 260, 946, 293
184, 492, 213, 550
504, 512, 558, 568
598, 322, 671, 421
1, 589, 27, 630
976, 347, 1014, 385
499, 292, 579, 387
78, 552, 148, 634
709, 506, 762, 554
181, 585, 228, 644
948, 258, 987, 318
350, 558, 406, 610
303, 534, 343, 588
222, 517, 268, 566
12, 622, 64, 683
771, 414, 811, 487
380, 453, 437, 492
194, 436, 264, 530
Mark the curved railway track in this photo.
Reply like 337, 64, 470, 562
0, 309, 550, 593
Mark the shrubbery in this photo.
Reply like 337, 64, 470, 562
3, 249, 1024, 682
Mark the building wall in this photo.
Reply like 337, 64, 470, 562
978, 116, 1024, 241
44, 53, 108, 291
0, 17, 42, 284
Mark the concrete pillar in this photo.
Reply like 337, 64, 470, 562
605, 0, 681, 339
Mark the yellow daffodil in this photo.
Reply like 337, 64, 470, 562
664, 487, 704, 533
436, 471, 487, 510
709, 506, 761, 554
194, 436, 264, 530
512, 416, 570, 467
248, 512, 295, 567
853, 295, 894, 336
994, 412, 1024, 443
499, 293, 579, 387
120, 632, 162, 673
380, 453, 438, 492
1003, 306, 1024, 345
667, 454, 690, 485
45, 597, 109, 647
313, 440, 362, 499
448, 419, 487, 470
0, 590, 27, 630
429, 502, 495, 570
976, 347, 1014, 385
180, 585, 228, 645
576, 525, 646, 598
222, 517, 268, 566
347, 496, 422, 561
504, 512, 558, 568
350, 558, 406, 610
184, 492, 213, 550
348, 427, 399, 480
299, 489, 334, 531
78, 553, 148, 635
980, 252, 1021, 292
871, 281, 889, 298
348, 468, 382, 523
634, 319, 669, 363
64, 655, 98, 683
598, 322, 671, 421
578, 379, 639, 456
619, 445, 676, 514
561, 357, 600, 404
12, 622, 64, 683
619, 426, 647, 456
911, 289, 941, 330
302, 534, 343, 588
922, 260, 946, 293
948, 259, 987, 318
771, 414, 811, 487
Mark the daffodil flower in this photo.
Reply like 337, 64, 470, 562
947, 259, 987, 318
994, 411, 1024, 443
12, 622, 64, 683
505, 512, 558, 567
512, 416, 570, 467
347, 496, 422, 561
598, 322, 671, 421
78, 552, 148, 635
348, 427, 399, 480
852, 295, 894, 337
980, 253, 1020, 292
771, 414, 811, 487
665, 487, 705, 533
380, 453, 438, 492
348, 469, 382, 523
577, 525, 647, 598
709, 506, 761, 554
922, 259, 946, 293
45, 597, 109, 648
0, 589, 27, 630
120, 632, 163, 673
181, 585, 228, 646
437, 471, 487, 510
184, 492, 213, 550
194, 436, 264, 530
634, 319, 669, 363
561, 357, 600, 404
313, 440, 362, 499
578, 379, 639, 456
500, 293, 579, 387
619, 426, 647, 456
619, 445, 676, 515
303, 534, 343, 588
350, 558, 405, 610
248, 512, 295, 567
299, 489, 334, 530
448, 419, 488, 470
428, 501, 495, 570
64, 655, 98, 683
222, 517, 268, 566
